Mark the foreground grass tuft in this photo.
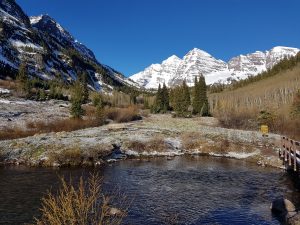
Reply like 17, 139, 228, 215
33, 173, 128, 225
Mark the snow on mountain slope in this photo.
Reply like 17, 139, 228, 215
30, 15, 96, 62
170, 48, 229, 86
130, 46, 300, 89
130, 55, 182, 89
0, 0, 136, 91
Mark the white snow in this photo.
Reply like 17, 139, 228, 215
0, 88, 10, 94
0, 50, 16, 68
209, 150, 260, 159
0, 98, 35, 105
29, 15, 43, 25
130, 46, 300, 89
10, 39, 43, 51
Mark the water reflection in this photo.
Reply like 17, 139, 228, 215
0, 156, 298, 225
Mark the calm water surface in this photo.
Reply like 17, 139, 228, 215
0, 156, 299, 225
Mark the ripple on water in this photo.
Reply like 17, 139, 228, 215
0, 156, 299, 225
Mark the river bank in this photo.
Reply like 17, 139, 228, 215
0, 114, 283, 168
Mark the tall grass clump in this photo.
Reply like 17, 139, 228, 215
33, 173, 128, 225
106, 106, 141, 123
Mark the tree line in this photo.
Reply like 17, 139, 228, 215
152, 74, 210, 117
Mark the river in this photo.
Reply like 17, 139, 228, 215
0, 156, 299, 224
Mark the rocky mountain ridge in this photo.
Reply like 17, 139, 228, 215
130, 46, 300, 89
0, 0, 137, 91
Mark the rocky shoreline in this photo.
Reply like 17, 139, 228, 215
0, 114, 283, 168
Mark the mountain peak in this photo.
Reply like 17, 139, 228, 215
269, 46, 299, 53
187, 48, 212, 58
30, 14, 69, 37
162, 55, 181, 64
30, 14, 54, 25
130, 46, 300, 88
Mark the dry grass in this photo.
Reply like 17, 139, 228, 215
48, 147, 83, 167
32, 173, 128, 225
105, 106, 141, 123
181, 132, 206, 150
126, 136, 168, 153
0, 105, 143, 141
0, 118, 103, 141
0, 79, 17, 90
210, 65, 300, 139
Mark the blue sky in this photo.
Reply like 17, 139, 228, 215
17, 0, 300, 77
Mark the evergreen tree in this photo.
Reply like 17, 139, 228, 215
78, 72, 89, 103
173, 80, 191, 117
70, 80, 85, 118
192, 76, 201, 114
182, 80, 191, 112
94, 95, 105, 125
198, 75, 209, 116
153, 84, 163, 113
161, 83, 169, 113
17, 63, 30, 96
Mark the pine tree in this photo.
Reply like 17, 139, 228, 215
70, 80, 85, 118
95, 95, 105, 125
17, 63, 30, 96
182, 80, 191, 113
78, 72, 89, 103
173, 80, 191, 117
192, 76, 201, 114
153, 84, 163, 113
161, 83, 169, 113
198, 74, 209, 116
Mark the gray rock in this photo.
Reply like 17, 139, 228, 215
271, 198, 296, 214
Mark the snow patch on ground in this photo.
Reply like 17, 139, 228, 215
125, 149, 184, 157
209, 150, 260, 159
0, 88, 10, 94
0, 98, 35, 105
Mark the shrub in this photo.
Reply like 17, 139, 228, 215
106, 106, 141, 123
33, 173, 128, 225
0, 118, 103, 141
126, 136, 167, 153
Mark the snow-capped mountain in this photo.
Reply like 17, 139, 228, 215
130, 46, 300, 89
0, 0, 136, 91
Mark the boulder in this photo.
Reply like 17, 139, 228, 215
271, 198, 296, 216
108, 207, 123, 216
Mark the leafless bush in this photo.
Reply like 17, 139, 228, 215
106, 106, 141, 123
32, 173, 128, 225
